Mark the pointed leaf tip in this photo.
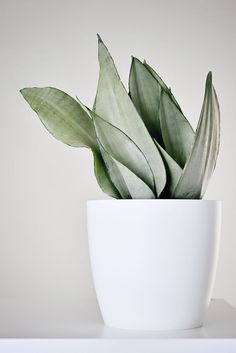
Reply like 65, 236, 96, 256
97, 33, 102, 42
206, 71, 212, 85
20, 87, 28, 97
132, 56, 141, 64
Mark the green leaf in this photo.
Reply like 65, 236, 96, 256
92, 111, 156, 194
99, 143, 155, 199
143, 61, 182, 112
93, 151, 121, 198
154, 140, 182, 198
173, 72, 220, 199
128, 59, 194, 168
20, 87, 97, 149
20, 87, 120, 199
99, 144, 131, 198
129, 57, 163, 143
159, 90, 195, 168
93, 35, 166, 196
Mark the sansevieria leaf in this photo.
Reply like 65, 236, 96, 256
20, 87, 98, 149
20, 87, 120, 198
129, 59, 195, 168
154, 140, 182, 198
99, 143, 155, 199
159, 90, 195, 168
93, 151, 121, 198
143, 61, 182, 112
92, 111, 155, 194
173, 72, 220, 199
129, 57, 163, 144
93, 35, 166, 196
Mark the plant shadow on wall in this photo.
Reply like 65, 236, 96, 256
20, 35, 220, 200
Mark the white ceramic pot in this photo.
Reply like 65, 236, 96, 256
87, 200, 221, 331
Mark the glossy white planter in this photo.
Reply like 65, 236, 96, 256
87, 200, 221, 331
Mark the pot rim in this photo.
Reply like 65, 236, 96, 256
87, 199, 221, 204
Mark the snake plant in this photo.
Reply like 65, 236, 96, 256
20, 35, 220, 199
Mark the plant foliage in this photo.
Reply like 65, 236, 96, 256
20, 36, 220, 199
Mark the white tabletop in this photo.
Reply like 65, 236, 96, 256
0, 298, 235, 353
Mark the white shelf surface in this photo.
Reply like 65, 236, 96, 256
0, 298, 236, 353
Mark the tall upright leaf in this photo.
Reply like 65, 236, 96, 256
129, 59, 195, 167
92, 111, 155, 194
129, 57, 163, 144
20, 87, 120, 198
173, 72, 220, 199
93, 35, 166, 196
143, 61, 182, 112
159, 90, 195, 168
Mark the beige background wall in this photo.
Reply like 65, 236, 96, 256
0, 0, 236, 317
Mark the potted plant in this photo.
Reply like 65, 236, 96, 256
20, 35, 221, 331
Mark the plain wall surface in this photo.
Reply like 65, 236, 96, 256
0, 0, 236, 319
